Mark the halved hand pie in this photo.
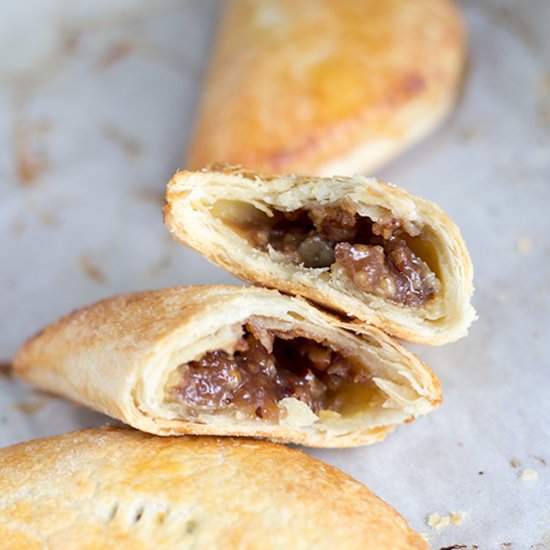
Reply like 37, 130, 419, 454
165, 165, 475, 345
14, 286, 440, 447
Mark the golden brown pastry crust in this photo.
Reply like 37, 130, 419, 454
187, 0, 465, 176
14, 286, 440, 448
164, 165, 475, 345
0, 426, 428, 549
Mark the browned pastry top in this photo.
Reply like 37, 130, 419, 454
0, 426, 428, 549
188, 0, 464, 175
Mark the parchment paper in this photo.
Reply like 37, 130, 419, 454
1, 1, 548, 547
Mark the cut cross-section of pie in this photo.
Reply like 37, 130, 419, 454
14, 286, 441, 447
164, 165, 475, 345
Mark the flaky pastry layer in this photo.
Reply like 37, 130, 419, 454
165, 165, 475, 344
14, 286, 440, 447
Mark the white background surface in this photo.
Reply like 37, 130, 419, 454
0, 1, 549, 547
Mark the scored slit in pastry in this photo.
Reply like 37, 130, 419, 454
14, 286, 440, 447
164, 165, 475, 345
0, 427, 429, 548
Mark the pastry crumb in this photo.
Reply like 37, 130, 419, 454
450, 511, 466, 525
427, 511, 466, 530
427, 513, 450, 530
509, 458, 520, 468
14, 118, 52, 186
13, 398, 48, 415
530, 455, 546, 467
79, 254, 107, 285
499, 543, 513, 549
516, 237, 533, 254
518, 468, 538, 482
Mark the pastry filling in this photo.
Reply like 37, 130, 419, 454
230, 204, 439, 307
171, 323, 371, 422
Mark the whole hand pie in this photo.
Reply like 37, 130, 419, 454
14, 286, 440, 447
0, 426, 428, 549
164, 165, 475, 345
187, 0, 465, 176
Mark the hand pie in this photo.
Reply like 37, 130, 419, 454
164, 165, 475, 345
0, 426, 428, 549
14, 286, 440, 448
187, 0, 465, 176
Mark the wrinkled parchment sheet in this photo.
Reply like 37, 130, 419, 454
0, 1, 548, 547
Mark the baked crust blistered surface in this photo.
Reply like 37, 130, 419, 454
187, 0, 465, 176
13, 286, 441, 448
0, 426, 428, 549
164, 165, 475, 345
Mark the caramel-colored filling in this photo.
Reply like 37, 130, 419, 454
171, 324, 371, 422
231, 204, 439, 307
